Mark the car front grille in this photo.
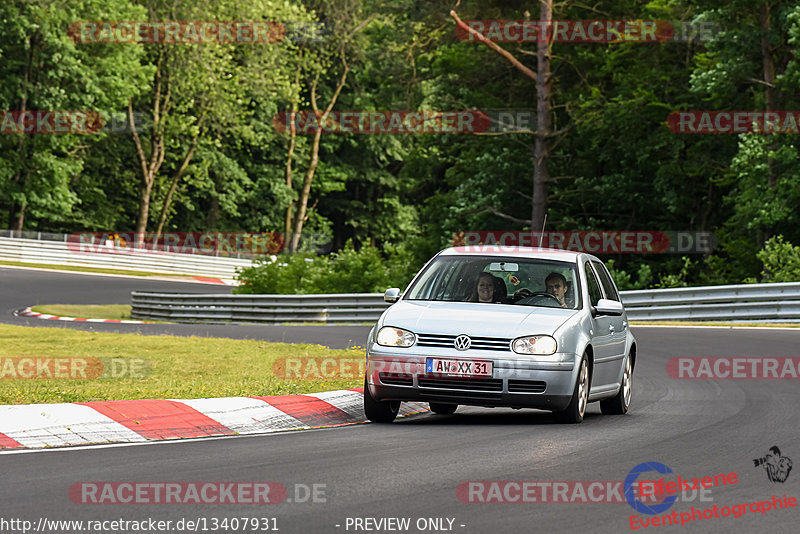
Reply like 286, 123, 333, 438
418, 377, 503, 392
378, 374, 547, 396
507, 380, 547, 393
420, 389, 503, 401
416, 333, 511, 352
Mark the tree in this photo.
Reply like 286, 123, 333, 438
284, 0, 374, 252
0, 0, 147, 230
449, 1, 555, 230
128, 0, 309, 242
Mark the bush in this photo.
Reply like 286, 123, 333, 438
233, 254, 316, 294
605, 259, 653, 290
234, 242, 421, 294
758, 235, 800, 282
654, 256, 693, 288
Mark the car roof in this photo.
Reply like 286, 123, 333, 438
440, 246, 587, 263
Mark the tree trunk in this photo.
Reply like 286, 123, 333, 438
532, 0, 553, 230
207, 194, 220, 228
131, 53, 170, 247
12, 204, 25, 232
9, 46, 31, 232
154, 121, 203, 237
290, 118, 324, 252
449, 8, 550, 229
284, 67, 301, 243
135, 181, 153, 245
759, 2, 777, 244
759, 3, 776, 189
286, 17, 372, 253
289, 62, 351, 252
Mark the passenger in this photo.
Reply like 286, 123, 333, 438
472, 272, 496, 303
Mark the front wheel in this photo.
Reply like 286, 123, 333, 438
363, 379, 400, 423
429, 403, 457, 415
554, 355, 589, 424
600, 354, 633, 415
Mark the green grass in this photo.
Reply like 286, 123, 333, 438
0, 259, 198, 278
31, 304, 133, 320
0, 324, 364, 405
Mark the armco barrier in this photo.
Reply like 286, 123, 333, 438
621, 282, 800, 321
131, 283, 800, 324
131, 292, 389, 323
0, 236, 252, 279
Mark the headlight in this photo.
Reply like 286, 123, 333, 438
376, 326, 416, 347
512, 335, 557, 355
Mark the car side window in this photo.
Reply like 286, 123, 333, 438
584, 261, 603, 307
592, 260, 620, 302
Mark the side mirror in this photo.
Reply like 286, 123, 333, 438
383, 287, 401, 303
594, 298, 623, 317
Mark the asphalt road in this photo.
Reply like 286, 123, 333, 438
0, 266, 371, 348
1, 267, 798, 533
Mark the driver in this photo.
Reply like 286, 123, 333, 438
513, 272, 570, 308
544, 272, 569, 308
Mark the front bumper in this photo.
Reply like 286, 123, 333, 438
366, 349, 578, 412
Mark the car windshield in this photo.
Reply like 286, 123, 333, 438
404, 255, 580, 309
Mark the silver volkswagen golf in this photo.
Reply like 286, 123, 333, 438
363, 246, 636, 424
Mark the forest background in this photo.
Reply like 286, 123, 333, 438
2, 0, 800, 294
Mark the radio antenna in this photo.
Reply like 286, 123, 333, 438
537, 214, 547, 248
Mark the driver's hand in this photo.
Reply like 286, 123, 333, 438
514, 288, 532, 299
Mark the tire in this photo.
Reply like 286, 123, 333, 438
600, 354, 633, 415
554, 355, 589, 424
429, 403, 457, 415
363, 379, 400, 423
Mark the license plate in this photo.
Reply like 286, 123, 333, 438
426, 358, 493, 378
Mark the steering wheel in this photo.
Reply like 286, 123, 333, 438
516, 292, 562, 307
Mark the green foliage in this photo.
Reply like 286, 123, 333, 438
654, 256, 693, 288
4, 0, 800, 290
234, 242, 419, 294
605, 259, 653, 291
758, 235, 800, 283
234, 254, 315, 295
0, 0, 148, 228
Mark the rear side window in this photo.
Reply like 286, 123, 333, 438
592, 260, 620, 301
584, 261, 603, 307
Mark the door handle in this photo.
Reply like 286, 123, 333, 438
609, 325, 615, 333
